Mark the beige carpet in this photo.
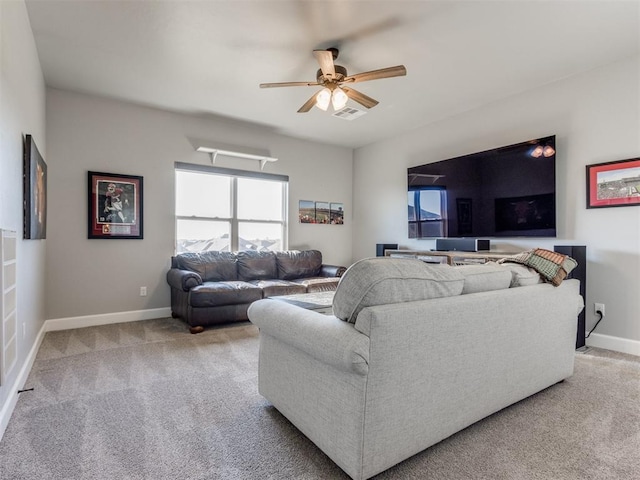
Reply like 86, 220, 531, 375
0, 318, 638, 479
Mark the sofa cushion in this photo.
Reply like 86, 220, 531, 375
498, 263, 543, 287
189, 281, 262, 307
276, 250, 322, 280
237, 251, 277, 281
249, 279, 306, 297
455, 263, 512, 294
176, 251, 238, 282
333, 258, 465, 323
292, 276, 340, 293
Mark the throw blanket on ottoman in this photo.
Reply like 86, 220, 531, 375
499, 248, 577, 286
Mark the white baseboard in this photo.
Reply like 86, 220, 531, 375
45, 307, 172, 332
586, 332, 640, 357
0, 322, 47, 442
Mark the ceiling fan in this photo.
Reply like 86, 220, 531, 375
259, 48, 407, 113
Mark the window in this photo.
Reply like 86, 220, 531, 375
175, 163, 288, 253
408, 187, 447, 238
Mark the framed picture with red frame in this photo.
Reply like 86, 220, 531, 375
88, 171, 143, 239
586, 158, 640, 209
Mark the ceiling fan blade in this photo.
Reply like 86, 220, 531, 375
297, 92, 319, 113
342, 87, 379, 109
260, 81, 318, 88
313, 49, 336, 80
343, 65, 407, 84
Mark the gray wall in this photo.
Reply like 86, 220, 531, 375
44, 89, 353, 320
353, 55, 640, 353
0, 0, 46, 432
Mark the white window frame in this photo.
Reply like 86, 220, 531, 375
175, 162, 289, 253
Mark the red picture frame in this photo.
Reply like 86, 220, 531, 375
88, 171, 143, 239
586, 158, 640, 209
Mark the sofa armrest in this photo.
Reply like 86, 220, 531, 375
320, 264, 347, 277
248, 299, 369, 375
166, 268, 202, 292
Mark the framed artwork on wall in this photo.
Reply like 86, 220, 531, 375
299, 200, 315, 223
299, 199, 344, 224
586, 158, 640, 208
87, 171, 143, 239
315, 201, 330, 224
23, 134, 47, 240
330, 203, 344, 224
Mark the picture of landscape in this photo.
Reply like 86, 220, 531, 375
315, 202, 330, 223
299, 200, 315, 223
298, 199, 344, 224
596, 168, 640, 200
330, 203, 344, 224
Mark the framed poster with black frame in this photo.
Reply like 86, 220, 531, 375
87, 171, 143, 239
23, 134, 47, 240
586, 158, 640, 208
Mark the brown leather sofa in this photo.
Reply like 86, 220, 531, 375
167, 249, 346, 333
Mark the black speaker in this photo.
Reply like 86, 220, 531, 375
376, 243, 398, 257
554, 245, 587, 349
435, 238, 490, 252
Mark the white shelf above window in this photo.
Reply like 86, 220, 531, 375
196, 147, 278, 170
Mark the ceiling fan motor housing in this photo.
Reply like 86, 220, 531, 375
317, 65, 348, 84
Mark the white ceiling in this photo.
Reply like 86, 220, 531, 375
25, 0, 640, 149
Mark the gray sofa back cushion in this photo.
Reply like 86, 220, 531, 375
455, 263, 513, 294
333, 258, 465, 323
237, 251, 277, 280
276, 250, 322, 280
175, 251, 238, 281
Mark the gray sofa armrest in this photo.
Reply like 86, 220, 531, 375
248, 299, 369, 375
166, 268, 203, 292
320, 264, 347, 277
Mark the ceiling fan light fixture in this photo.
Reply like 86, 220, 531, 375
315, 88, 331, 111
331, 87, 348, 110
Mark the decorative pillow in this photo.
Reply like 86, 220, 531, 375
332, 258, 465, 324
276, 250, 322, 280
498, 263, 542, 287
176, 251, 238, 282
455, 263, 512, 294
498, 248, 577, 286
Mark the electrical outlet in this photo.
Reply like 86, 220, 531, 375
140, 286, 147, 297
594, 303, 605, 316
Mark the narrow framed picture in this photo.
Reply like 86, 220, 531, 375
330, 203, 344, 224
23, 134, 47, 239
586, 158, 640, 208
299, 200, 315, 223
88, 171, 143, 239
315, 201, 330, 224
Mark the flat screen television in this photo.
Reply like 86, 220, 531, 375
408, 135, 556, 239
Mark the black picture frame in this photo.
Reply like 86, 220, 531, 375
586, 158, 640, 208
88, 171, 143, 239
23, 134, 47, 240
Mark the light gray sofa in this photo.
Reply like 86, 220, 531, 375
248, 257, 584, 480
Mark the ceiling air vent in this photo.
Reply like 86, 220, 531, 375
332, 107, 367, 120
